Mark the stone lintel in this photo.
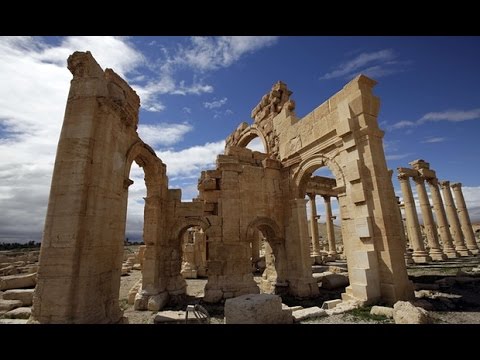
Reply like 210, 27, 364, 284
409, 159, 430, 170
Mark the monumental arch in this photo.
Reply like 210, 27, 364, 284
31, 51, 413, 323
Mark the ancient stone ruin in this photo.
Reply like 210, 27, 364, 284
19, 51, 476, 324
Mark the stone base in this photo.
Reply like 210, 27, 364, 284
429, 252, 447, 261
467, 248, 479, 255
443, 249, 459, 258
412, 254, 432, 263
457, 250, 472, 257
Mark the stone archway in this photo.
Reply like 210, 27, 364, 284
246, 217, 288, 295
236, 124, 269, 153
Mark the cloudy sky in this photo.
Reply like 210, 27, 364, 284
1, 36, 479, 243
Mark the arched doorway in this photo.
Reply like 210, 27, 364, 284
246, 217, 288, 295
167, 217, 210, 303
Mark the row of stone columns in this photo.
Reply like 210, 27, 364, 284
307, 193, 337, 257
397, 160, 479, 264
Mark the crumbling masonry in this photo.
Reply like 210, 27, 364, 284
31, 51, 414, 323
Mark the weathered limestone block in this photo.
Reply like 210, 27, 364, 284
3, 289, 34, 306
127, 280, 142, 305
134, 292, 149, 311
0, 273, 36, 290
153, 310, 186, 324
321, 299, 342, 309
4, 307, 32, 319
0, 299, 23, 311
370, 305, 394, 318
0, 319, 29, 324
321, 273, 349, 289
224, 294, 293, 324
292, 307, 327, 322
147, 292, 168, 312
393, 301, 432, 324
325, 300, 361, 315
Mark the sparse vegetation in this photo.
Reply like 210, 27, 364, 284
0, 241, 40, 251
346, 306, 392, 323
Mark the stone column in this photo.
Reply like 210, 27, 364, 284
323, 195, 337, 256
426, 178, 458, 258
413, 176, 446, 261
440, 181, 470, 256
397, 173, 431, 263
307, 193, 321, 256
397, 198, 413, 265
451, 183, 479, 254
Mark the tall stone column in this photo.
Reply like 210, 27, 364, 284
397, 198, 413, 265
440, 181, 470, 256
426, 178, 458, 258
307, 193, 321, 256
397, 172, 431, 263
323, 195, 337, 256
451, 183, 479, 254
413, 176, 446, 261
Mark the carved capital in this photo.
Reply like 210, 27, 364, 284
426, 177, 439, 187
450, 182, 462, 190
439, 180, 450, 189
397, 172, 410, 181
412, 176, 425, 185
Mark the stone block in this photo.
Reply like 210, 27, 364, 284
292, 307, 327, 322
393, 301, 432, 324
321, 299, 342, 310
0, 273, 36, 290
370, 305, 394, 318
147, 292, 169, 311
3, 289, 34, 306
0, 299, 23, 312
153, 310, 186, 324
321, 274, 349, 289
224, 294, 293, 324
4, 306, 31, 319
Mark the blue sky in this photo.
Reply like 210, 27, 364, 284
1, 36, 479, 243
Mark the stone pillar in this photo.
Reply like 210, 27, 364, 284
426, 178, 458, 258
413, 176, 446, 261
323, 196, 337, 256
307, 193, 321, 256
397, 173, 431, 263
451, 183, 479, 254
251, 229, 261, 263
397, 198, 413, 265
440, 181, 471, 256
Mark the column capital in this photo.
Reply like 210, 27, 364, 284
322, 195, 331, 202
426, 177, 439, 186
451, 182, 462, 189
306, 192, 316, 200
412, 175, 425, 185
397, 172, 410, 181
439, 180, 450, 188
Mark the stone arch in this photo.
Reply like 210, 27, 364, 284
236, 125, 269, 153
164, 216, 211, 298
293, 153, 346, 198
245, 217, 288, 295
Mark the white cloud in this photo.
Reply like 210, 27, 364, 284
419, 108, 480, 123
137, 123, 193, 147
386, 153, 413, 161
183, 107, 192, 114
422, 137, 446, 143
320, 49, 405, 80
156, 140, 225, 178
204, 97, 228, 109
390, 108, 480, 131
175, 36, 279, 72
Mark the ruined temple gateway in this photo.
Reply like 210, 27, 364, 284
31, 51, 414, 324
